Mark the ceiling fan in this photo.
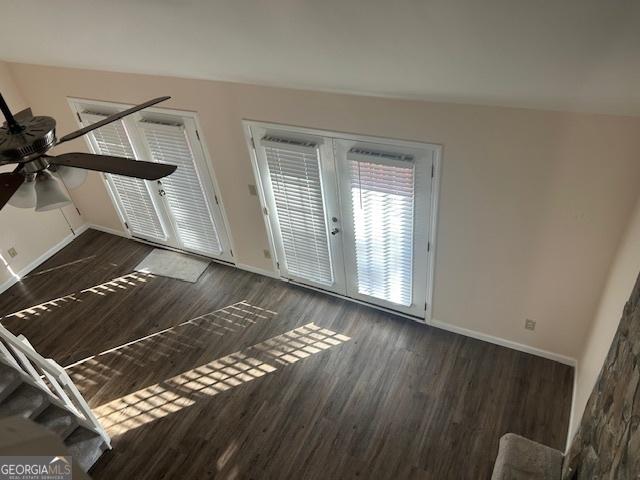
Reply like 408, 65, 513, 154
0, 93, 177, 212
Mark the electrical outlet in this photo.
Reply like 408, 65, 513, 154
525, 319, 536, 331
263, 249, 272, 259
7, 247, 17, 258
248, 184, 258, 196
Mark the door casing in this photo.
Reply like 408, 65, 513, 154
244, 120, 442, 323
68, 98, 236, 263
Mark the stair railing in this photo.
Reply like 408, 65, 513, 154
0, 323, 110, 448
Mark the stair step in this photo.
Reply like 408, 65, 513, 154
34, 404, 79, 440
0, 384, 50, 419
65, 426, 107, 472
0, 361, 21, 402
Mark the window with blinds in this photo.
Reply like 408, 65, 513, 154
348, 149, 415, 306
82, 113, 167, 242
138, 121, 222, 256
262, 137, 334, 286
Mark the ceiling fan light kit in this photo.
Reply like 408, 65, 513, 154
52, 165, 88, 190
7, 175, 36, 209
0, 93, 177, 213
34, 171, 71, 212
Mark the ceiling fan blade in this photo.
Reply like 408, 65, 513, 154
0, 170, 25, 210
57, 96, 171, 144
48, 153, 177, 181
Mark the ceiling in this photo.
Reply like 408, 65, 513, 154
1, 0, 639, 115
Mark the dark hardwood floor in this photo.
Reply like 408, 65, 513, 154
0, 229, 573, 479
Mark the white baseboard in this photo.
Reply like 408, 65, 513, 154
73, 224, 89, 236
430, 318, 577, 367
0, 275, 19, 296
235, 263, 279, 279
87, 225, 277, 279
87, 224, 129, 238
0, 228, 86, 295
2, 222, 578, 370
87, 225, 278, 280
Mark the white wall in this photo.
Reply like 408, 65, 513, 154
0, 61, 84, 289
4, 58, 640, 446
569, 195, 640, 440
7, 62, 640, 361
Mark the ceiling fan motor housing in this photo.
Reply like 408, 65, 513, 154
0, 95, 174, 212
0, 116, 57, 163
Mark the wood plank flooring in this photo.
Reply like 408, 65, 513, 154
0, 229, 574, 479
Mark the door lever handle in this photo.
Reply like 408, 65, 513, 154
331, 228, 340, 235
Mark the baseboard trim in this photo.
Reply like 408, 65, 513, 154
5, 222, 577, 369
73, 224, 90, 236
430, 319, 577, 367
87, 224, 129, 238
0, 275, 18, 297
87, 224, 272, 276
235, 263, 279, 279
0, 227, 86, 295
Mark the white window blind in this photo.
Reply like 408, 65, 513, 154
262, 137, 334, 285
348, 149, 415, 306
82, 113, 167, 242
138, 120, 222, 256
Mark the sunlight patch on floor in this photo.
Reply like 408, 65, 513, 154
26, 255, 97, 278
80, 272, 155, 296
3, 272, 155, 320
66, 301, 278, 388
94, 322, 350, 436
7, 293, 80, 319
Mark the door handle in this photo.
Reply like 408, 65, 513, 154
331, 228, 340, 235
159, 189, 166, 196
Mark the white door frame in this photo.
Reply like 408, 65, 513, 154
243, 120, 442, 323
67, 97, 237, 263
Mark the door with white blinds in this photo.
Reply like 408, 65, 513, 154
75, 102, 232, 262
248, 122, 437, 319
137, 119, 224, 257
334, 139, 432, 317
250, 126, 346, 293
81, 112, 169, 244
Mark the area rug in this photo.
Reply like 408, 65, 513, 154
134, 249, 210, 283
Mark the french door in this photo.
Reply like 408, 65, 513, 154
251, 128, 347, 293
249, 123, 438, 318
74, 102, 232, 262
